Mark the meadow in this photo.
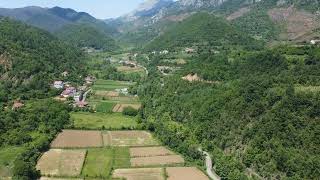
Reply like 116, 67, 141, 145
71, 112, 138, 130
0, 147, 24, 177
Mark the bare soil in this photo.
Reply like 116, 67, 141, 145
131, 155, 184, 167
51, 130, 102, 148
112, 168, 164, 180
36, 149, 86, 177
166, 167, 209, 180
130, 146, 175, 157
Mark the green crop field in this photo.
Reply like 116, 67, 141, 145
71, 112, 137, 130
92, 79, 134, 91
82, 148, 113, 178
96, 101, 116, 113
81, 147, 130, 178
0, 146, 25, 177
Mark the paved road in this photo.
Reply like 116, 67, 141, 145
81, 89, 91, 102
199, 148, 221, 180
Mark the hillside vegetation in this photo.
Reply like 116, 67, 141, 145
0, 18, 87, 101
140, 46, 320, 179
55, 24, 118, 51
145, 13, 262, 51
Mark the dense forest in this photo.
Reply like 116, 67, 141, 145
0, 17, 87, 101
55, 24, 118, 51
139, 46, 320, 179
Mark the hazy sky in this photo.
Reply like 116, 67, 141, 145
0, 0, 146, 19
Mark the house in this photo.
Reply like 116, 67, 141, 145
61, 87, 76, 98
160, 50, 169, 55
310, 40, 320, 45
12, 101, 24, 110
185, 48, 196, 54
74, 101, 88, 108
61, 71, 69, 77
85, 76, 96, 84
73, 92, 82, 102
53, 81, 64, 89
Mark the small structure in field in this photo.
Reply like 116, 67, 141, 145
160, 50, 169, 55
61, 71, 69, 77
73, 92, 82, 102
12, 101, 24, 110
85, 76, 95, 85
53, 81, 64, 89
185, 48, 196, 54
310, 39, 320, 45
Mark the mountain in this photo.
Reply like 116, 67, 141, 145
0, 17, 87, 100
54, 24, 118, 51
145, 13, 262, 51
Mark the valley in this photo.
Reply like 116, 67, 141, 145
0, 0, 319, 180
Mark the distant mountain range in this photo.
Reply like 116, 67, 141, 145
0, 6, 118, 50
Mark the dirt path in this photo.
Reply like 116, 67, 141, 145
81, 89, 91, 102
198, 148, 221, 180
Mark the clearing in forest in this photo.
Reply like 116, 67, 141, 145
36, 149, 86, 177
131, 155, 185, 167
51, 130, 102, 148
130, 146, 175, 157
71, 112, 137, 130
166, 167, 209, 180
103, 131, 159, 147
112, 103, 141, 112
112, 168, 165, 180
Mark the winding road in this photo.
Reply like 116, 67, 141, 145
198, 148, 221, 180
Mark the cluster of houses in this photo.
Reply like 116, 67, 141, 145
151, 48, 197, 55
53, 76, 95, 108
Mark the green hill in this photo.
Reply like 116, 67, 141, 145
0, 17, 87, 100
145, 13, 262, 51
55, 24, 118, 51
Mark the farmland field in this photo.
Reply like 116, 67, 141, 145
71, 112, 138, 130
112, 168, 165, 180
95, 101, 116, 113
0, 146, 24, 178
112, 103, 141, 112
40, 178, 83, 180
131, 155, 185, 167
51, 130, 102, 148
81, 148, 113, 178
166, 167, 209, 180
103, 131, 159, 147
36, 149, 86, 177
113, 147, 131, 168
130, 146, 175, 157
92, 79, 133, 91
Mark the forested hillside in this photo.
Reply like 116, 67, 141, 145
139, 46, 320, 179
0, 17, 87, 101
55, 24, 118, 51
145, 13, 263, 51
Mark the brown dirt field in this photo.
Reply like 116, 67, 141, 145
131, 155, 184, 167
95, 90, 119, 97
130, 146, 175, 157
112, 104, 141, 112
103, 131, 159, 147
227, 7, 251, 21
166, 167, 209, 180
51, 130, 102, 148
36, 149, 86, 177
112, 168, 164, 180
268, 6, 320, 41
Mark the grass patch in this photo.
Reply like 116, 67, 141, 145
92, 80, 133, 91
0, 146, 25, 177
81, 147, 130, 178
71, 112, 137, 130
96, 101, 115, 113
82, 148, 114, 178
113, 147, 130, 168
